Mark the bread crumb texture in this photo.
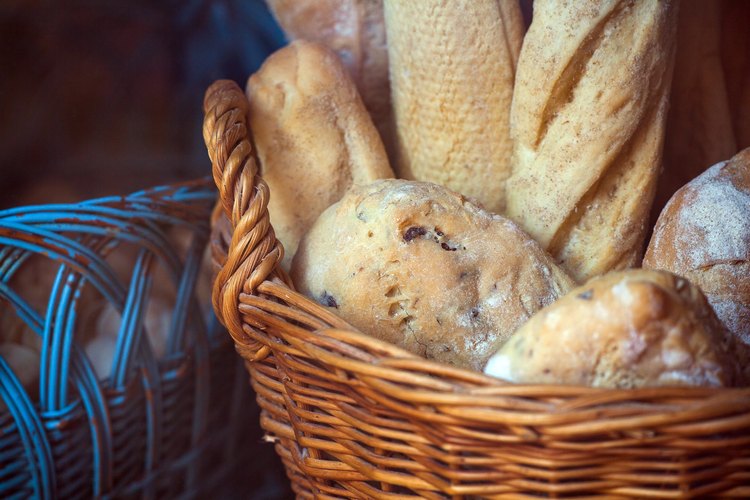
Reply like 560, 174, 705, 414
484, 269, 739, 388
291, 179, 574, 370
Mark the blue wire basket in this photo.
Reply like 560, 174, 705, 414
0, 179, 257, 499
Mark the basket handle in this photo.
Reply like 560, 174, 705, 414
202, 80, 284, 361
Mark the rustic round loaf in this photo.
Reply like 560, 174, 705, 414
291, 179, 574, 371
484, 269, 738, 388
644, 149, 750, 348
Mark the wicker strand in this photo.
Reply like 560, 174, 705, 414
202, 80, 284, 360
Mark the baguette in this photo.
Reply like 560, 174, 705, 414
246, 40, 394, 268
506, 0, 679, 283
383, 0, 524, 213
264, 0, 393, 154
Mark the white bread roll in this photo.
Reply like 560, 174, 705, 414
265, 0, 393, 155
485, 269, 738, 388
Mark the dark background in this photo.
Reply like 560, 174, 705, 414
0, 0, 285, 206
1, 1, 293, 498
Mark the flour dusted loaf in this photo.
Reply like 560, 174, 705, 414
644, 149, 750, 360
264, 0, 392, 154
291, 179, 574, 370
383, 0, 524, 213
485, 269, 737, 388
246, 40, 394, 269
506, 0, 678, 283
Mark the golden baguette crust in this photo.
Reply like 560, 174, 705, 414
644, 149, 750, 354
291, 179, 574, 371
383, 0, 524, 213
507, 0, 679, 283
246, 40, 394, 269
265, 0, 393, 153
655, 0, 737, 222
485, 269, 737, 388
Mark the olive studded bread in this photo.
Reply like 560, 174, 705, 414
291, 179, 574, 371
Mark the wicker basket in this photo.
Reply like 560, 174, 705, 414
203, 80, 750, 499
0, 179, 261, 498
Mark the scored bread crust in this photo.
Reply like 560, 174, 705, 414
264, 0, 393, 154
246, 40, 394, 269
291, 179, 574, 371
383, 0, 524, 214
485, 269, 738, 388
506, 0, 679, 283
644, 148, 750, 350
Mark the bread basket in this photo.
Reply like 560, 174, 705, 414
0, 178, 261, 498
203, 80, 750, 498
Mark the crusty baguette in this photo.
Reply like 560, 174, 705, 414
485, 269, 738, 388
644, 149, 750, 364
654, 0, 737, 222
246, 40, 394, 269
383, 0, 524, 214
264, 0, 393, 154
506, 0, 679, 283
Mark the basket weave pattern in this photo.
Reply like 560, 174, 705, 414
204, 80, 750, 499
0, 180, 255, 498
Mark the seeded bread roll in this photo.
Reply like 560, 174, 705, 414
644, 149, 750, 363
291, 179, 574, 371
485, 269, 737, 388
506, 0, 679, 283
383, 0, 524, 213
264, 0, 393, 154
246, 40, 394, 268
654, 0, 736, 222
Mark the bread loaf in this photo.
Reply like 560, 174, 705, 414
485, 269, 737, 388
264, 0, 393, 155
644, 149, 750, 358
291, 179, 574, 371
654, 0, 736, 222
246, 40, 394, 269
247, 41, 393, 268
506, 0, 679, 283
383, 0, 524, 213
